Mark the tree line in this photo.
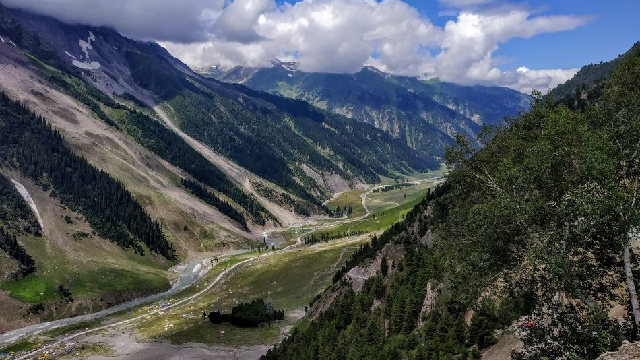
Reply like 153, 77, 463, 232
0, 92, 175, 260
0, 171, 41, 236
0, 227, 36, 279
181, 178, 247, 230
208, 298, 284, 327
303, 230, 364, 245
262, 43, 640, 360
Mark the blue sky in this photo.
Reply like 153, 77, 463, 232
277, 0, 640, 71
8, 0, 639, 92
495, 1, 640, 70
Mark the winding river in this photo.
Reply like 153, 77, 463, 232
0, 250, 248, 346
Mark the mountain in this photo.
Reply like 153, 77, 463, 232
205, 61, 531, 154
0, 2, 447, 331
261, 45, 640, 360
551, 41, 640, 102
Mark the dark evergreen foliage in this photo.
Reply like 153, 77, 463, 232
166, 88, 439, 203
551, 42, 640, 102
263, 44, 640, 360
0, 92, 175, 260
116, 109, 274, 225
0, 227, 36, 279
303, 230, 364, 245
208, 298, 285, 327
0, 172, 40, 235
181, 178, 247, 230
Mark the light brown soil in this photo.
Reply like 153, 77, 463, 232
0, 47, 253, 256
482, 332, 522, 360
597, 342, 640, 360
83, 332, 269, 360
154, 106, 303, 228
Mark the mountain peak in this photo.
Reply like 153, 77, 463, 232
272, 58, 299, 72
360, 65, 386, 75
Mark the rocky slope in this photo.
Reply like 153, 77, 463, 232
205, 60, 531, 155
0, 1, 454, 333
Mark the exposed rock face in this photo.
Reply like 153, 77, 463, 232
347, 255, 381, 293
596, 342, 640, 360
418, 280, 443, 327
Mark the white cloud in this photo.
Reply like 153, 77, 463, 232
509, 67, 580, 95
2, 0, 225, 43
4, 0, 592, 93
212, 0, 277, 42
433, 10, 590, 91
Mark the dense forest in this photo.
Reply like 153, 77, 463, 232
181, 178, 247, 230
0, 172, 40, 235
0, 227, 36, 279
263, 46, 640, 360
551, 42, 640, 102
0, 92, 176, 260
114, 109, 274, 226
208, 298, 285, 327
0, 171, 39, 278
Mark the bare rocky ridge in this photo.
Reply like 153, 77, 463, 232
596, 342, 640, 360
0, 44, 254, 252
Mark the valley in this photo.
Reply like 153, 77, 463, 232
0, 174, 443, 359
0, 2, 637, 360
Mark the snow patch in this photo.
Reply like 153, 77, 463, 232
282, 63, 298, 71
79, 31, 96, 59
68, 31, 100, 70
72, 59, 100, 70
0, 36, 4, 43
10, 179, 44, 230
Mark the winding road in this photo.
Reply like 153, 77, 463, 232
0, 181, 439, 358
6, 235, 322, 360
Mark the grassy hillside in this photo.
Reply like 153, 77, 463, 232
0, 171, 170, 332
262, 44, 640, 360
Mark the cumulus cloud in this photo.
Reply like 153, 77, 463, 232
213, 0, 276, 42
433, 10, 590, 90
3, 0, 592, 93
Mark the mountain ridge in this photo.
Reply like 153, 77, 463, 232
203, 60, 530, 155
260, 42, 640, 360
0, 2, 448, 332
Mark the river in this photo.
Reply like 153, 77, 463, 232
0, 250, 248, 346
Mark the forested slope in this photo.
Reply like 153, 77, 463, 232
0, 172, 39, 280
263, 45, 640, 360
0, 92, 175, 260
210, 62, 530, 153
0, 1, 439, 212
551, 42, 640, 103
